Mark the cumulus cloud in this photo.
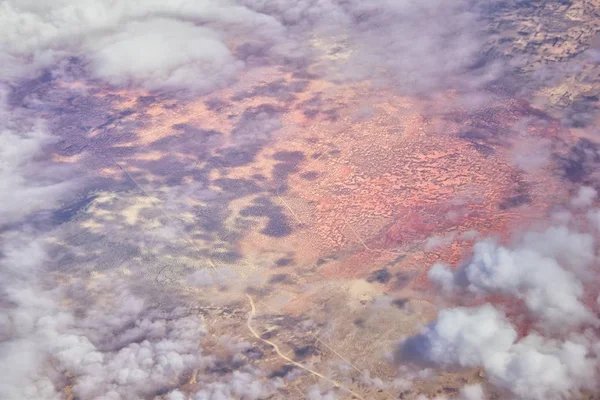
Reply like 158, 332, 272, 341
0, 106, 77, 224
86, 18, 244, 92
400, 207, 600, 399
52, 311, 208, 399
241, 0, 502, 94
360, 368, 414, 392
571, 186, 598, 208
428, 227, 596, 331
459, 384, 485, 400
0, 76, 84, 397
400, 305, 518, 369
191, 370, 283, 400
0, 229, 280, 400
400, 304, 597, 400
164, 369, 283, 400
329, 0, 501, 92
0, 231, 208, 400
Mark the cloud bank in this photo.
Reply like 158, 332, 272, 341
0, 0, 501, 95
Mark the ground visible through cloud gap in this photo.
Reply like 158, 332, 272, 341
2, 1, 600, 399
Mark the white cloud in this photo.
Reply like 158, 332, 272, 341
484, 335, 595, 400
571, 186, 597, 208
518, 226, 595, 276
400, 305, 597, 400
459, 384, 485, 400
428, 231, 595, 331
168, 391, 187, 400
242, 0, 500, 93
330, 0, 501, 93
306, 385, 338, 400
86, 18, 243, 92
427, 263, 456, 295
400, 305, 518, 369
0, 240, 212, 400
402, 208, 600, 399
425, 233, 457, 251
0, 118, 76, 225
0, 0, 501, 95
0, 0, 280, 93
0, 217, 277, 400
192, 370, 283, 400
360, 369, 413, 392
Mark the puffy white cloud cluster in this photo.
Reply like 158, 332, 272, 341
571, 186, 598, 208
87, 18, 243, 93
0, 0, 500, 95
459, 384, 485, 400
428, 224, 597, 331
0, 231, 209, 400
167, 370, 282, 400
402, 305, 597, 400
0, 231, 282, 400
400, 199, 600, 399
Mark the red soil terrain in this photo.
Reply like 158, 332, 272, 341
82, 71, 578, 307
271, 91, 572, 295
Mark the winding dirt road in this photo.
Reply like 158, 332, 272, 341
245, 294, 365, 400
